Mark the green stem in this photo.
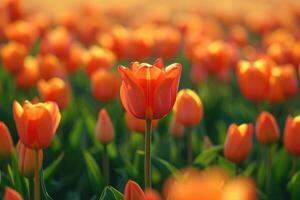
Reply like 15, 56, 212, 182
187, 128, 193, 165
266, 146, 272, 198
34, 150, 40, 200
103, 144, 110, 185
145, 119, 152, 189
291, 157, 298, 178
235, 164, 239, 176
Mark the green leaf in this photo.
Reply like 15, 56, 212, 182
288, 171, 300, 200
217, 156, 235, 177
243, 163, 256, 177
44, 153, 65, 183
99, 186, 123, 200
194, 146, 223, 168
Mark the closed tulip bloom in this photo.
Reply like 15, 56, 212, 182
173, 89, 203, 127
284, 115, 300, 156
63, 43, 84, 73
145, 189, 162, 200
224, 123, 253, 163
125, 112, 158, 134
124, 180, 146, 200
236, 59, 270, 101
281, 64, 298, 97
16, 141, 43, 177
1, 42, 27, 74
256, 111, 279, 144
118, 59, 181, 120
169, 115, 184, 138
0, 122, 14, 159
38, 54, 67, 80
267, 67, 285, 103
91, 69, 120, 102
38, 78, 71, 109
13, 100, 61, 149
16, 56, 39, 90
96, 109, 115, 144
3, 187, 23, 200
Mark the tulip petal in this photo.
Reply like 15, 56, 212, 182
125, 180, 146, 200
153, 58, 164, 69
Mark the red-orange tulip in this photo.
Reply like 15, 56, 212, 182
16, 141, 43, 177
256, 111, 279, 144
266, 67, 285, 103
91, 69, 120, 102
124, 180, 146, 200
4, 0, 24, 21
221, 177, 257, 200
38, 78, 71, 109
281, 64, 298, 97
125, 112, 158, 134
3, 187, 23, 200
16, 56, 39, 90
0, 122, 14, 159
13, 100, 61, 149
63, 43, 84, 73
96, 109, 115, 144
284, 115, 300, 156
145, 189, 162, 200
224, 123, 253, 163
173, 89, 204, 127
38, 54, 67, 81
118, 59, 181, 120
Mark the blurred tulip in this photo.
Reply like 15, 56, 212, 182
284, 115, 300, 156
124, 180, 146, 200
190, 63, 208, 84
16, 141, 43, 177
91, 69, 120, 102
267, 66, 285, 103
96, 109, 115, 144
13, 100, 61, 149
0, 122, 14, 159
38, 78, 71, 109
3, 187, 23, 200
224, 123, 253, 163
173, 89, 203, 127
118, 59, 181, 120
145, 189, 162, 200
1, 41, 27, 74
16, 56, 39, 90
236, 59, 271, 101
256, 111, 279, 145
221, 177, 256, 200
281, 64, 298, 97
125, 112, 158, 134
228, 25, 248, 46
38, 54, 67, 80
27, 13, 51, 37
84, 46, 116, 78
169, 115, 184, 138
63, 43, 84, 73
4, 0, 23, 21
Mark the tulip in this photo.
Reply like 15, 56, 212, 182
63, 43, 84, 73
91, 69, 120, 102
221, 177, 256, 200
38, 54, 67, 81
1, 41, 27, 74
38, 78, 71, 109
256, 111, 279, 144
16, 56, 40, 90
267, 67, 285, 103
224, 123, 253, 163
284, 115, 300, 156
4, 0, 24, 21
16, 141, 43, 177
13, 100, 61, 149
96, 109, 115, 145
173, 89, 204, 127
190, 63, 208, 84
281, 64, 298, 97
124, 180, 146, 200
0, 122, 14, 159
3, 187, 23, 200
169, 115, 184, 138
125, 112, 158, 134
145, 189, 162, 200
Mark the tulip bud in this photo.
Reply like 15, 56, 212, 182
3, 187, 23, 200
169, 115, 184, 138
284, 115, 300, 156
96, 109, 115, 144
91, 69, 120, 102
0, 122, 14, 159
173, 89, 204, 127
16, 141, 43, 177
38, 78, 71, 109
125, 112, 158, 134
224, 123, 253, 163
124, 180, 146, 200
145, 189, 162, 200
267, 67, 285, 103
256, 111, 279, 144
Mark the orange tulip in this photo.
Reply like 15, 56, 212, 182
169, 115, 184, 138
124, 180, 146, 200
281, 64, 298, 97
118, 59, 181, 120
1, 41, 27, 74
224, 123, 253, 163
38, 54, 67, 80
96, 109, 115, 144
3, 187, 23, 200
125, 112, 158, 134
255, 111, 279, 144
0, 122, 14, 159
145, 189, 162, 200
16, 141, 43, 177
16, 56, 39, 90
284, 115, 300, 156
38, 78, 71, 109
267, 66, 285, 103
173, 89, 204, 127
221, 177, 257, 200
236, 59, 271, 101
13, 100, 61, 149
91, 69, 120, 102
4, 0, 24, 21
84, 46, 116, 78
63, 43, 84, 73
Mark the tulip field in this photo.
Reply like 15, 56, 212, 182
2, 0, 300, 199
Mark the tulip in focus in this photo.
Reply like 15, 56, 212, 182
224, 123, 253, 163
256, 111, 279, 144
13, 100, 61, 149
16, 141, 43, 177
124, 180, 146, 200
38, 78, 71, 109
284, 115, 300, 156
0, 122, 14, 159
125, 112, 158, 134
96, 109, 115, 144
3, 187, 23, 200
